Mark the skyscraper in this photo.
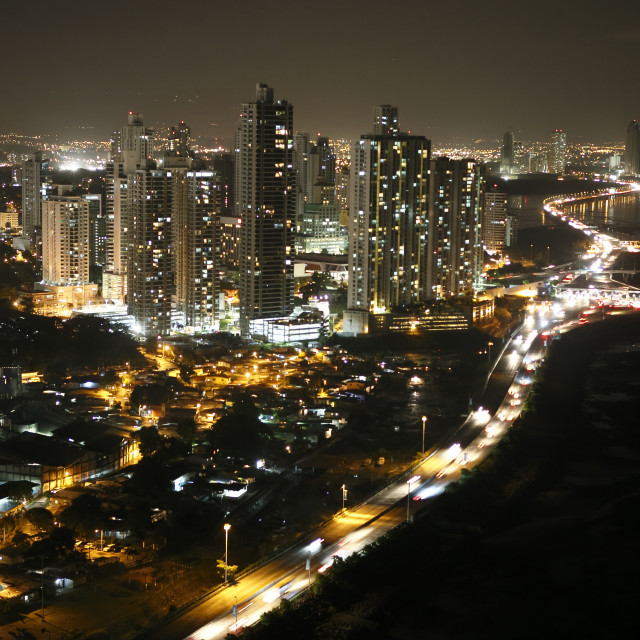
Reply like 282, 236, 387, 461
347, 113, 431, 313
21, 151, 49, 240
500, 131, 514, 176
428, 158, 484, 299
41, 196, 90, 285
172, 169, 218, 333
373, 105, 399, 136
104, 112, 154, 303
624, 120, 640, 176
483, 188, 508, 253
236, 83, 295, 337
549, 129, 567, 174
167, 121, 192, 159
126, 168, 173, 337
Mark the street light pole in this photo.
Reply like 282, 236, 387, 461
224, 523, 231, 583
406, 475, 420, 523
341, 484, 347, 511
421, 416, 427, 456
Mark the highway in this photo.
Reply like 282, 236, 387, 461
146, 300, 572, 640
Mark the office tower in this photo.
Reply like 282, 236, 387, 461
21, 151, 49, 239
624, 120, 640, 176
549, 129, 567, 174
172, 170, 218, 333
373, 105, 399, 136
42, 196, 90, 285
500, 132, 514, 176
483, 188, 508, 253
126, 169, 173, 337
104, 113, 154, 302
236, 83, 295, 337
428, 158, 483, 299
348, 124, 431, 312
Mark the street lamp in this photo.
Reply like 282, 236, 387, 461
487, 342, 494, 364
421, 416, 427, 456
341, 484, 347, 511
223, 523, 231, 583
407, 475, 420, 522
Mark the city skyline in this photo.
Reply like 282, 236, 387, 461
2, 0, 639, 146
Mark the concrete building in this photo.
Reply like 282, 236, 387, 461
126, 168, 174, 337
236, 84, 296, 337
428, 158, 484, 299
42, 196, 90, 285
549, 129, 567, 174
483, 188, 508, 253
348, 126, 431, 313
500, 131, 514, 176
172, 170, 218, 333
103, 112, 154, 303
21, 151, 49, 240
373, 105, 399, 136
624, 119, 640, 176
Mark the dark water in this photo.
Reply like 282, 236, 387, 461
509, 191, 640, 238
558, 192, 640, 237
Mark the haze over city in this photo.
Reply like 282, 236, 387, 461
3, 0, 640, 145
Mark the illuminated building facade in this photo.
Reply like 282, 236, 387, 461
236, 83, 296, 337
172, 170, 218, 332
428, 157, 483, 298
549, 129, 567, 174
42, 196, 90, 285
104, 112, 154, 302
373, 105, 399, 136
348, 128, 431, 312
483, 188, 508, 252
126, 169, 173, 337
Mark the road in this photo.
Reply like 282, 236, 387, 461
145, 298, 574, 640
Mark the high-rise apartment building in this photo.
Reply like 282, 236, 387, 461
624, 119, 640, 176
167, 121, 192, 159
428, 158, 484, 299
500, 132, 514, 176
21, 151, 49, 240
549, 129, 567, 174
126, 169, 173, 337
41, 196, 90, 285
236, 83, 295, 337
347, 126, 431, 312
103, 113, 154, 302
483, 188, 508, 253
373, 105, 399, 136
172, 169, 218, 333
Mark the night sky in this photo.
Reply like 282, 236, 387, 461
3, 0, 639, 146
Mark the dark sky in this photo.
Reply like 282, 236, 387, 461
3, 0, 639, 146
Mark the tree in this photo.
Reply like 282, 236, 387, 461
136, 426, 164, 457
4, 481, 34, 503
26, 507, 54, 533
209, 393, 273, 458
175, 417, 197, 448
216, 557, 238, 581
59, 494, 104, 538
130, 455, 173, 497
49, 526, 76, 554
